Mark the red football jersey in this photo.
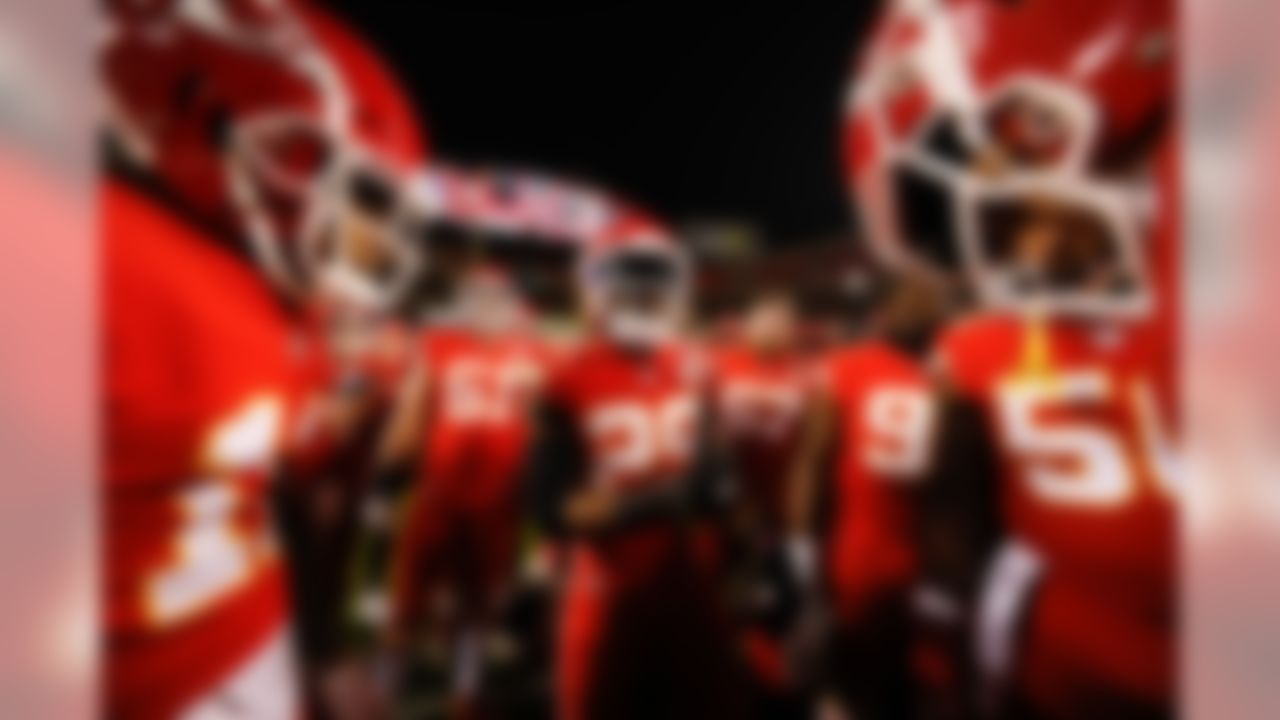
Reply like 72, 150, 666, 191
389, 326, 553, 623
713, 346, 813, 532
104, 181, 304, 717
548, 340, 711, 585
417, 326, 553, 508
288, 313, 413, 480
821, 340, 933, 623
935, 312, 1177, 705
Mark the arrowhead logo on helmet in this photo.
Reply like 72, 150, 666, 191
102, 0, 431, 313
843, 0, 1173, 322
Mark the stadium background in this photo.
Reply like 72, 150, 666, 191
331, 4, 884, 324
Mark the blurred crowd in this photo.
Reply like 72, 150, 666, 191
99, 1, 1176, 720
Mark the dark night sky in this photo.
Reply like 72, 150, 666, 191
330, 4, 882, 245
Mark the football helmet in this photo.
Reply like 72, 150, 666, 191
579, 214, 690, 349
290, 6, 430, 311
102, 1, 429, 310
843, 0, 1173, 319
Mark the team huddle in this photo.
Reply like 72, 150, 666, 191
101, 1, 1177, 719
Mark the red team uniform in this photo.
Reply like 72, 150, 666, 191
821, 340, 932, 628
935, 314, 1176, 716
535, 340, 743, 720
391, 326, 553, 626
284, 311, 415, 681
98, 0, 1186, 717
813, 338, 934, 720
712, 343, 813, 699
714, 345, 813, 533
839, 0, 1177, 715
102, 2, 428, 715
104, 182, 303, 718
290, 312, 414, 479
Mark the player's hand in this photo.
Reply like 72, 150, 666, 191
784, 534, 819, 589
320, 655, 392, 720
563, 487, 619, 532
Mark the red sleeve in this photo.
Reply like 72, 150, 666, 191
814, 349, 847, 400
543, 353, 581, 414
931, 322, 989, 400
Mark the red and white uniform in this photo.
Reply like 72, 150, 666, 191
546, 341, 741, 720
821, 340, 932, 625
289, 312, 413, 478
551, 341, 708, 579
713, 346, 813, 533
104, 181, 304, 719
935, 312, 1177, 711
391, 327, 553, 624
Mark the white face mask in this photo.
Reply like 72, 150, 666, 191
583, 241, 691, 349
315, 262, 392, 312
604, 308, 676, 349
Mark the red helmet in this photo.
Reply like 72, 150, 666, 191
102, 1, 429, 309
579, 212, 691, 348
288, 5, 430, 310
843, 0, 1173, 319
102, 0, 302, 46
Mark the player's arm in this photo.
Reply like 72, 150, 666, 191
524, 397, 590, 537
910, 377, 1004, 715
784, 383, 838, 586
343, 358, 430, 649
915, 380, 1003, 612
522, 394, 691, 538
282, 362, 385, 486
373, 355, 430, 472
526, 395, 731, 538
362, 354, 432, 534
684, 395, 738, 520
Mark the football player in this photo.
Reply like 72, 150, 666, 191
101, 2, 426, 717
712, 291, 816, 715
525, 217, 749, 720
842, 1, 1178, 718
271, 8, 435, 717
365, 263, 553, 714
786, 270, 949, 720
716, 291, 813, 538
